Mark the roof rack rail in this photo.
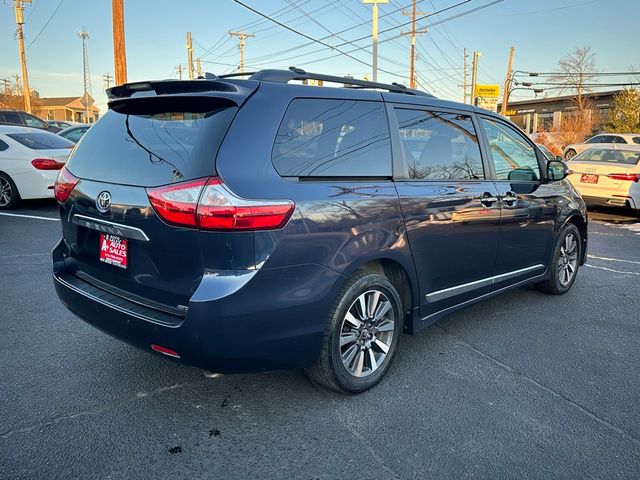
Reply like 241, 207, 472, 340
221, 67, 433, 97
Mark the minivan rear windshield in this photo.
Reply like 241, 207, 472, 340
66, 97, 237, 187
8, 132, 74, 150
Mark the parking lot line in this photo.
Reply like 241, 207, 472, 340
0, 212, 59, 222
585, 264, 640, 276
588, 254, 640, 266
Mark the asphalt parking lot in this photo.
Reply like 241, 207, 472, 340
1, 201, 639, 480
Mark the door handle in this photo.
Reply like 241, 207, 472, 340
479, 192, 498, 207
501, 191, 518, 206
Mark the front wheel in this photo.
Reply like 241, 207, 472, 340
305, 272, 403, 393
536, 224, 581, 294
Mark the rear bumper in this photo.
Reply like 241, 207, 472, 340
53, 239, 342, 373
582, 195, 637, 209
11, 168, 57, 200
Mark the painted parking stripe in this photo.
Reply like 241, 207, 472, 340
0, 212, 59, 222
585, 264, 640, 276
588, 255, 640, 266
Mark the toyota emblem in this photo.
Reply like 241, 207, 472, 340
96, 191, 112, 213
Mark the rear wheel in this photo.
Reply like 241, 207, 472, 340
0, 173, 20, 210
536, 224, 581, 294
305, 272, 403, 393
564, 149, 577, 160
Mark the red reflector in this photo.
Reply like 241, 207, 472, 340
32, 158, 65, 170
53, 166, 79, 202
146, 177, 295, 231
151, 344, 180, 358
607, 173, 640, 182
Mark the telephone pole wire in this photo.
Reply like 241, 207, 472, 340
401, 0, 428, 89
13, 0, 32, 113
229, 31, 255, 74
112, 0, 127, 85
501, 46, 515, 116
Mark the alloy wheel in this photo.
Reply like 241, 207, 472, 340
557, 232, 579, 287
0, 177, 12, 207
339, 289, 395, 378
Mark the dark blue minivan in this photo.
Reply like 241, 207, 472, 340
53, 68, 587, 392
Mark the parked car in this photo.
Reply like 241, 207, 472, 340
52, 68, 587, 393
0, 109, 61, 132
564, 133, 640, 160
57, 124, 91, 143
566, 145, 640, 212
47, 120, 76, 130
0, 125, 74, 209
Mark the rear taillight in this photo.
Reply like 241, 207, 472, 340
607, 173, 640, 182
32, 158, 65, 170
147, 177, 295, 231
53, 166, 79, 202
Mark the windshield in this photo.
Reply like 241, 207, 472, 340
8, 132, 74, 150
573, 148, 640, 165
66, 97, 237, 186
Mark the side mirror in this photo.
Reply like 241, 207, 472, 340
547, 159, 571, 182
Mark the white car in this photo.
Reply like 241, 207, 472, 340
566, 145, 640, 211
564, 133, 640, 160
0, 125, 74, 209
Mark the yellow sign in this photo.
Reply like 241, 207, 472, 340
474, 84, 500, 98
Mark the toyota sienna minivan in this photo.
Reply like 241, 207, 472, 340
53, 68, 587, 393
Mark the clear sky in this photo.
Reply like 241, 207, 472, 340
1, 0, 638, 114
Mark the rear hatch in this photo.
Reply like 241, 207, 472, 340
57, 80, 257, 314
568, 148, 640, 198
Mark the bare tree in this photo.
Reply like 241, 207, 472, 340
553, 46, 597, 112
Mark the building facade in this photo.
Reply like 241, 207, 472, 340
498, 90, 620, 134
35, 94, 99, 123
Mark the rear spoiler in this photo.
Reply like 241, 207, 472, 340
106, 79, 256, 103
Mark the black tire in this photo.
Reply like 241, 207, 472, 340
536, 223, 581, 294
305, 271, 403, 393
565, 149, 577, 160
0, 172, 20, 210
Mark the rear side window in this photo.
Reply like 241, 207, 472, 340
272, 99, 391, 177
633, 137, 640, 144
612, 136, 627, 144
0, 140, 8, 151
395, 109, 484, 180
67, 97, 237, 187
586, 136, 602, 144
7, 132, 74, 150
2, 111, 22, 125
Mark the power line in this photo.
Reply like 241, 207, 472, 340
26, 0, 64, 50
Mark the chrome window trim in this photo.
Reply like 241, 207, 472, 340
426, 264, 545, 303
71, 214, 150, 242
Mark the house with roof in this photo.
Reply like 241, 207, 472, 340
35, 94, 99, 123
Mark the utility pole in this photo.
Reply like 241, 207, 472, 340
363, 0, 388, 83
401, 0, 428, 89
176, 64, 183, 80
14, 74, 21, 95
186, 32, 194, 80
78, 28, 92, 122
196, 57, 202, 78
229, 31, 254, 74
1, 78, 11, 95
112, 0, 127, 85
501, 46, 515, 116
103, 73, 114, 90
13, 0, 32, 113
470, 51, 480, 106
462, 47, 468, 103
